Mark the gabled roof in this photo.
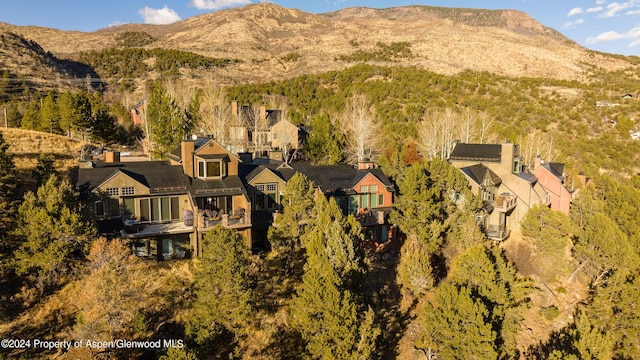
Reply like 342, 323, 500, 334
542, 162, 565, 181
242, 163, 297, 185
168, 137, 241, 163
289, 163, 393, 195
77, 161, 188, 197
450, 143, 502, 162
460, 164, 502, 186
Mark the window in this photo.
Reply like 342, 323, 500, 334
370, 185, 378, 192
370, 193, 378, 208
254, 183, 279, 210
95, 201, 105, 217
360, 194, 369, 209
360, 185, 369, 193
106, 187, 119, 196
122, 186, 135, 195
123, 198, 135, 217
197, 160, 224, 178
138, 196, 181, 223
378, 194, 384, 205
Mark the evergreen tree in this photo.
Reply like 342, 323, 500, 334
32, 153, 55, 188
268, 171, 315, 256
290, 195, 378, 359
304, 113, 344, 165
186, 225, 253, 354
417, 283, 498, 360
38, 92, 61, 134
146, 83, 194, 158
0, 132, 17, 243
12, 177, 96, 289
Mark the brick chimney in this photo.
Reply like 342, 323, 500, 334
181, 139, 195, 177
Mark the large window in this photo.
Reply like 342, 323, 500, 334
138, 196, 181, 223
254, 183, 278, 210
197, 160, 224, 178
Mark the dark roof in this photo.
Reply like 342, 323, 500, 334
187, 175, 247, 197
460, 164, 502, 186
289, 163, 393, 194
518, 169, 538, 184
450, 143, 502, 162
542, 162, 565, 181
77, 161, 188, 197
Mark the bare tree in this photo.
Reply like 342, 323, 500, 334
477, 112, 497, 144
418, 108, 458, 160
519, 129, 558, 169
246, 104, 270, 154
342, 94, 380, 162
199, 86, 231, 144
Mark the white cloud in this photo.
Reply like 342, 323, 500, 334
568, 7, 583, 16
600, 2, 633, 18
587, 6, 604, 12
139, 6, 181, 24
586, 30, 626, 44
190, 0, 252, 10
562, 19, 586, 29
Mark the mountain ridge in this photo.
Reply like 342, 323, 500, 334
0, 3, 636, 87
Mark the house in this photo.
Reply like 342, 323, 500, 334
240, 158, 396, 245
532, 160, 571, 215
449, 142, 551, 240
77, 134, 397, 257
167, 137, 253, 253
76, 156, 195, 261
289, 160, 396, 243
130, 100, 145, 126
271, 118, 305, 151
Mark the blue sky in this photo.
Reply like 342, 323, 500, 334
2, 1, 640, 56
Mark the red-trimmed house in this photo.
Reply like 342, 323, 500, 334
532, 161, 571, 215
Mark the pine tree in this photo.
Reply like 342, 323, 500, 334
290, 195, 378, 359
268, 171, 315, 256
12, 176, 96, 289
147, 83, 194, 158
186, 225, 253, 354
417, 283, 498, 360
0, 132, 17, 243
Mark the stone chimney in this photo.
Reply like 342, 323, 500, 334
181, 139, 195, 177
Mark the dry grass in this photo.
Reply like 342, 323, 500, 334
2, 3, 637, 89
0, 128, 82, 184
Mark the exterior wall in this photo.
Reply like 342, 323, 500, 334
533, 167, 571, 215
271, 120, 299, 150
353, 173, 393, 208
248, 169, 286, 210
195, 140, 241, 175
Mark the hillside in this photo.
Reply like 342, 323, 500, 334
0, 3, 636, 87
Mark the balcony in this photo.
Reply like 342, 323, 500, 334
494, 193, 517, 212
198, 211, 251, 230
486, 224, 510, 241
356, 209, 386, 226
